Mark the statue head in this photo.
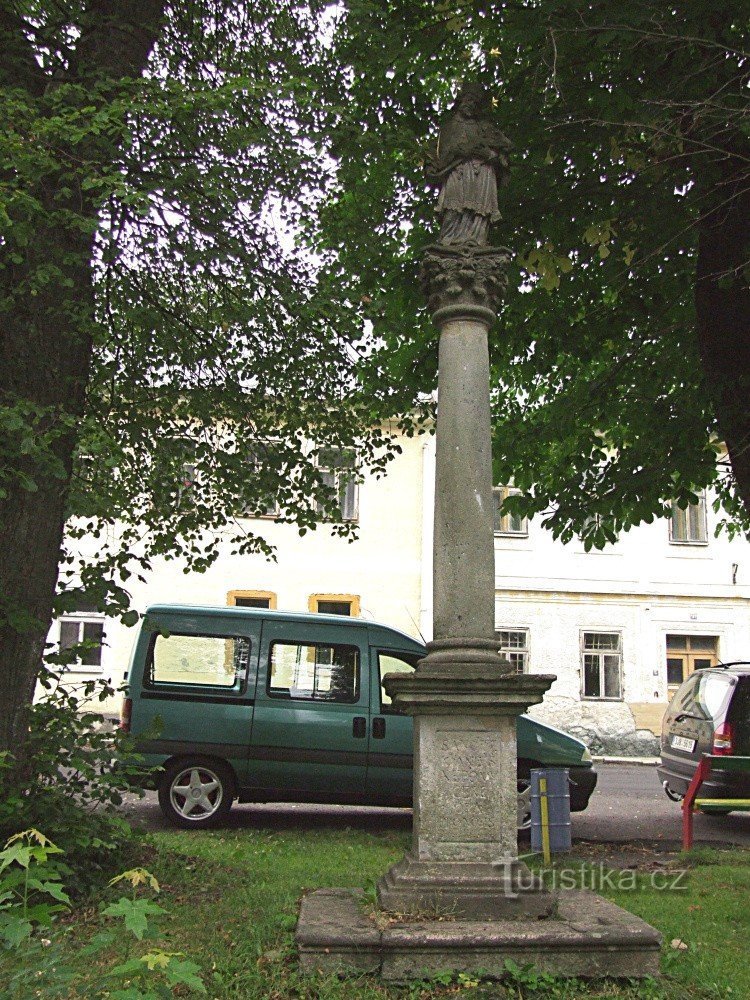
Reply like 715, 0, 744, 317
453, 82, 493, 119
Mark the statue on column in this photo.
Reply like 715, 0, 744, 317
429, 84, 511, 247
421, 83, 511, 315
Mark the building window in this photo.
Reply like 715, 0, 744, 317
493, 487, 527, 535
496, 630, 528, 673
170, 438, 197, 507
308, 594, 360, 617
58, 610, 105, 669
268, 641, 359, 703
244, 443, 280, 518
582, 632, 622, 700
666, 634, 718, 689
227, 590, 277, 610
670, 494, 708, 544
316, 447, 358, 521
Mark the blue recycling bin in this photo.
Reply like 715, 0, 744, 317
530, 768, 572, 854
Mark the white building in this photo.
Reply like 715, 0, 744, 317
52, 430, 750, 754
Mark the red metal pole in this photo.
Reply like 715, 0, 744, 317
682, 755, 711, 851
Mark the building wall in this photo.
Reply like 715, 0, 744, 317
50, 431, 428, 714
51, 431, 750, 753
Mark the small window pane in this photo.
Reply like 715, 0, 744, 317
316, 600, 352, 616
688, 503, 706, 541
151, 634, 249, 687
234, 597, 271, 608
603, 654, 621, 698
59, 620, 80, 654
269, 642, 359, 703
667, 657, 685, 685
584, 633, 619, 651
583, 655, 601, 698
81, 621, 104, 666
690, 636, 717, 652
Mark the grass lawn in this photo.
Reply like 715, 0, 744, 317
55, 822, 747, 999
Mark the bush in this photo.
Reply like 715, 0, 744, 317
0, 669, 151, 895
0, 832, 205, 999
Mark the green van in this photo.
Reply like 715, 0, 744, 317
121, 604, 597, 829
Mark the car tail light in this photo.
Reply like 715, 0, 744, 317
120, 696, 132, 734
712, 721, 734, 755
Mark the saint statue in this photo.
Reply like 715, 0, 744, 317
429, 83, 511, 247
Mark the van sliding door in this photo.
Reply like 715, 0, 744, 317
249, 620, 369, 798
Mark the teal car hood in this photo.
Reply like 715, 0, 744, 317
517, 714, 590, 765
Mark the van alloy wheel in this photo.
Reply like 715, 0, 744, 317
517, 779, 532, 831
159, 758, 233, 828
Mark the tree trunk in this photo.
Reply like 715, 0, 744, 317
0, 1, 165, 761
694, 156, 750, 516
0, 221, 96, 755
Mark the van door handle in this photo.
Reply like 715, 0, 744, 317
372, 717, 386, 739
352, 717, 366, 739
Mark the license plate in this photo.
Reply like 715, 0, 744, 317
671, 735, 696, 753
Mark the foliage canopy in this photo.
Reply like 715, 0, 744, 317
319, 0, 750, 549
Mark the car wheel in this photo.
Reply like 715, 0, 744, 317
517, 778, 532, 831
698, 806, 733, 816
158, 757, 234, 829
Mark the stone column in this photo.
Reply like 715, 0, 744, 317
376, 244, 556, 919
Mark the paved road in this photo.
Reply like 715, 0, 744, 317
573, 762, 750, 847
122, 763, 750, 848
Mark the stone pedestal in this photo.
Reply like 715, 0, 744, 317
376, 641, 555, 920
297, 888, 663, 981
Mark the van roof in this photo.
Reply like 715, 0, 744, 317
144, 603, 426, 652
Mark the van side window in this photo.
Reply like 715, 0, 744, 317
378, 651, 418, 714
268, 642, 359, 703
148, 633, 250, 689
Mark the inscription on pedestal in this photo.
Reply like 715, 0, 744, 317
431, 731, 500, 842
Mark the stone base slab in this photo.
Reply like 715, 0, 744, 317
296, 888, 662, 982
377, 855, 554, 921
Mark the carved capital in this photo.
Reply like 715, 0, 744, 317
420, 245, 510, 321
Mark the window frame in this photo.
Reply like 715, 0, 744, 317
315, 447, 359, 522
495, 629, 529, 673
57, 611, 106, 672
308, 594, 360, 617
243, 441, 281, 519
492, 486, 528, 537
580, 630, 623, 701
144, 631, 251, 694
266, 639, 360, 704
227, 589, 277, 610
669, 493, 708, 545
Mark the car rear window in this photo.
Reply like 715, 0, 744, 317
695, 673, 735, 721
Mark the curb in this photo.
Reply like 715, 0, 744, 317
593, 756, 659, 766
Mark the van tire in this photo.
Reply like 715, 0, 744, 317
158, 757, 234, 829
516, 759, 540, 833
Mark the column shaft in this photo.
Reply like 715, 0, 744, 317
433, 316, 495, 641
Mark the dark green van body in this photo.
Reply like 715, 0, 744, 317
126, 605, 596, 823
